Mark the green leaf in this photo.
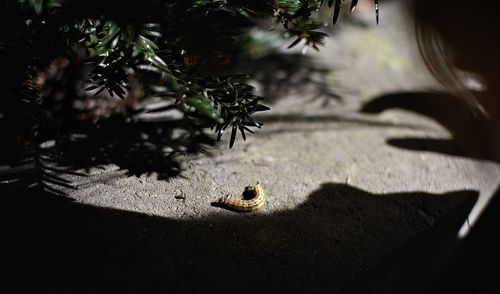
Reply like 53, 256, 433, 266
229, 124, 237, 148
238, 125, 246, 141
140, 35, 160, 51
288, 37, 302, 49
185, 95, 220, 122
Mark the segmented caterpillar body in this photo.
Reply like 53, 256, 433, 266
218, 182, 266, 212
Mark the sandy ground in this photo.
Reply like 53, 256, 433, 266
3, 1, 500, 293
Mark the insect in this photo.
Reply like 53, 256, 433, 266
217, 182, 266, 212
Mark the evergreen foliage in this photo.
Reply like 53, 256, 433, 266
0, 0, 377, 193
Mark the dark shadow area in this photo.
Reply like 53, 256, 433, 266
342, 185, 500, 294
0, 57, 214, 194
55, 117, 213, 180
1, 182, 478, 292
233, 53, 342, 106
361, 91, 499, 162
0, 116, 212, 194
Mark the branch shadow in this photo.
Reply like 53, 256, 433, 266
2, 182, 478, 292
253, 112, 431, 135
0, 57, 215, 194
55, 117, 214, 180
232, 53, 342, 106
360, 91, 498, 162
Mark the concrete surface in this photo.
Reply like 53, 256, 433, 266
68, 0, 499, 237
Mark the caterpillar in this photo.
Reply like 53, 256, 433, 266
217, 182, 266, 212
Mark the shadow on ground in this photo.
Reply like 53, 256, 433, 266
0, 52, 219, 195
0, 112, 216, 195
361, 91, 498, 162
234, 53, 342, 106
342, 184, 500, 294
355, 91, 500, 293
255, 112, 429, 135
2, 182, 477, 292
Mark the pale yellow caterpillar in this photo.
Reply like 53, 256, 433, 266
217, 182, 266, 212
